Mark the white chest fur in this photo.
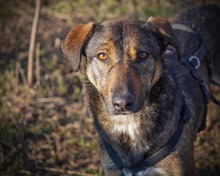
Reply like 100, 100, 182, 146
110, 115, 140, 140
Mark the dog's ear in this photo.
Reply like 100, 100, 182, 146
62, 22, 94, 72
148, 17, 180, 58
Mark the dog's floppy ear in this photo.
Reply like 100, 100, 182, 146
63, 22, 94, 72
148, 17, 180, 58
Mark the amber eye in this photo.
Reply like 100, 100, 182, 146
97, 53, 108, 61
138, 51, 149, 60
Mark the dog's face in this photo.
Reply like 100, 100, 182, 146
63, 18, 178, 116
85, 19, 163, 115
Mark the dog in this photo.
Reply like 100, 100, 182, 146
63, 5, 220, 176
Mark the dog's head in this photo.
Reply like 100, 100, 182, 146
63, 18, 179, 115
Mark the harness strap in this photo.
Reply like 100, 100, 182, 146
167, 50, 208, 132
171, 23, 220, 131
172, 23, 220, 105
172, 24, 211, 103
188, 41, 206, 69
172, 23, 211, 133
171, 23, 204, 63
171, 24, 202, 40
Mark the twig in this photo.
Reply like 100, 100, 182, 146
28, 0, 41, 86
35, 42, 41, 86
36, 166, 96, 176
28, 97, 66, 108
36, 97, 65, 104
17, 62, 28, 85
15, 60, 19, 85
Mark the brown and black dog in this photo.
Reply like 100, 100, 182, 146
63, 5, 220, 176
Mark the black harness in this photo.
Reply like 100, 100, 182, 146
172, 23, 210, 132
99, 24, 220, 176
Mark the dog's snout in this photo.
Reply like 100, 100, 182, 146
112, 94, 135, 112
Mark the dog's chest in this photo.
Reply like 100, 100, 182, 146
110, 115, 141, 141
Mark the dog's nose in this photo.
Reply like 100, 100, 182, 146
112, 94, 135, 112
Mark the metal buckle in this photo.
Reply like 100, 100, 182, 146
188, 56, 200, 69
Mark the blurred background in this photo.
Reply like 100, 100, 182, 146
0, 0, 220, 175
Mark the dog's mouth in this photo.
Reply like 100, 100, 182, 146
111, 110, 137, 116
112, 103, 144, 115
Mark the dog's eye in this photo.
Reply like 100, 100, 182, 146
97, 53, 108, 61
138, 52, 149, 60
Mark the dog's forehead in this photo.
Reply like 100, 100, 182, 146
101, 18, 145, 27
89, 19, 157, 48
100, 19, 153, 35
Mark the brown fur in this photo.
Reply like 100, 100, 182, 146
63, 5, 220, 176
63, 22, 94, 72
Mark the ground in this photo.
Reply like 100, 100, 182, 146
0, 0, 220, 175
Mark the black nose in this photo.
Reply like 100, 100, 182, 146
112, 94, 135, 112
